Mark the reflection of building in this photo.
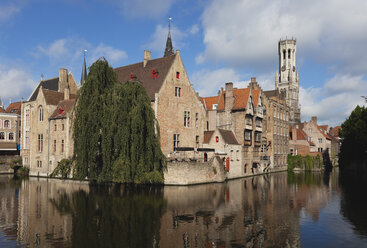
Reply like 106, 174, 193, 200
0, 102, 21, 155
20, 69, 78, 176
0, 176, 19, 241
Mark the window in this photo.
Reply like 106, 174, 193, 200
283, 50, 286, 60
261, 144, 266, 153
0, 132, 4, 140
38, 134, 43, 152
318, 138, 322, 143
173, 134, 180, 151
236, 150, 239, 161
195, 113, 198, 128
62, 124, 65, 131
4, 120, 10, 128
256, 119, 262, 127
37, 160, 42, 168
184, 111, 190, 127
216, 136, 219, 143
39, 106, 43, 122
26, 109, 30, 126
290, 149, 294, 155
24, 157, 28, 166
196, 135, 199, 148
318, 147, 323, 152
175, 87, 181, 97
25, 131, 30, 149
255, 132, 261, 142
8, 133, 14, 140
288, 49, 291, 59
176, 71, 180, 79
54, 124, 57, 131
246, 117, 252, 126
245, 130, 252, 141
53, 140, 56, 153
230, 150, 233, 161
61, 140, 64, 153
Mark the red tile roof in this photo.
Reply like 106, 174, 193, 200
317, 125, 332, 140
201, 96, 219, 111
295, 128, 315, 146
319, 125, 328, 132
252, 89, 261, 108
329, 126, 341, 138
216, 88, 251, 111
5, 102, 21, 115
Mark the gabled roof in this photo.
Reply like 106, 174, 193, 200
29, 77, 59, 101
49, 99, 76, 119
252, 89, 261, 108
5, 102, 21, 115
216, 88, 251, 111
201, 96, 219, 111
294, 128, 315, 146
114, 54, 176, 101
203, 131, 215, 144
329, 126, 341, 138
319, 125, 328, 132
218, 129, 240, 145
42, 89, 77, 106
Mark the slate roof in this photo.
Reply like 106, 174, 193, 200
114, 54, 176, 101
49, 99, 76, 119
218, 129, 240, 145
42, 89, 77, 106
5, 102, 21, 115
29, 77, 59, 101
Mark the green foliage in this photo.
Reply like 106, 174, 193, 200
73, 58, 166, 183
339, 105, 367, 170
287, 154, 323, 171
10, 157, 22, 169
16, 166, 29, 177
50, 159, 73, 179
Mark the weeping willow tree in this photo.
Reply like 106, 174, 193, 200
73, 58, 166, 183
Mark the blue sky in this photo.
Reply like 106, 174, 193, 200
0, 0, 366, 126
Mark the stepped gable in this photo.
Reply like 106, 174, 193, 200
5, 102, 21, 115
218, 129, 240, 145
114, 54, 176, 101
49, 99, 76, 119
217, 88, 251, 111
29, 77, 59, 101
42, 89, 77, 106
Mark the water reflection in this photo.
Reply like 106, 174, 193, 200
1, 171, 367, 247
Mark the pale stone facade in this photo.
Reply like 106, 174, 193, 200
0, 112, 20, 154
263, 89, 290, 168
20, 69, 77, 176
276, 39, 301, 124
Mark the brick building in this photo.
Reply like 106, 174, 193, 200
20, 69, 78, 176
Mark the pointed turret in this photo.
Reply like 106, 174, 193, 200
164, 17, 173, 57
80, 49, 87, 86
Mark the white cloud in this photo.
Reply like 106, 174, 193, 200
300, 74, 367, 126
0, 4, 20, 23
0, 66, 35, 104
90, 43, 128, 64
199, 0, 367, 74
190, 24, 199, 35
37, 39, 71, 60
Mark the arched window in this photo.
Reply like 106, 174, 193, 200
0, 132, 4, 140
4, 120, 10, 128
39, 106, 44, 122
288, 49, 291, 59
283, 50, 286, 60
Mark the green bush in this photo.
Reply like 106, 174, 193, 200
10, 157, 22, 169
50, 159, 73, 179
288, 154, 323, 171
16, 166, 29, 177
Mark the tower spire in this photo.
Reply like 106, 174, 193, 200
164, 16, 173, 57
80, 49, 87, 86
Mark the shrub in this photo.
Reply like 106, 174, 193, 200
50, 159, 73, 179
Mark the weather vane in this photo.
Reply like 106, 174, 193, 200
168, 16, 172, 32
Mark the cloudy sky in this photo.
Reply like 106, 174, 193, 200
0, 0, 366, 126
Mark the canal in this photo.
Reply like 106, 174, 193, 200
1, 170, 367, 247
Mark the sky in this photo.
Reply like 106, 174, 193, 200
0, 0, 366, 126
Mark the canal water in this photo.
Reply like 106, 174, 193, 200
1, 171, 367, 247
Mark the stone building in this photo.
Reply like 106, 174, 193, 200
0, 102, 21, 155
201, 79, 265, 174
263, 89, 290, 168
114, 50, 206, 157
275, 38, 301, 124
20, 69, 78, 176
289, 123, 317, 156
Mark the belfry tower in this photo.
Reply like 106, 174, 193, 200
275, 38, 301, 123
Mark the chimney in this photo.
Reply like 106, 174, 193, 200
64, 87, 70, 100
59, 68, 68, 93
312, 116, 317, 123
144, 50, 151, 67
225, 82, 234, 112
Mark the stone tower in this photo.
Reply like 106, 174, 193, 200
275, 38, 301, 123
